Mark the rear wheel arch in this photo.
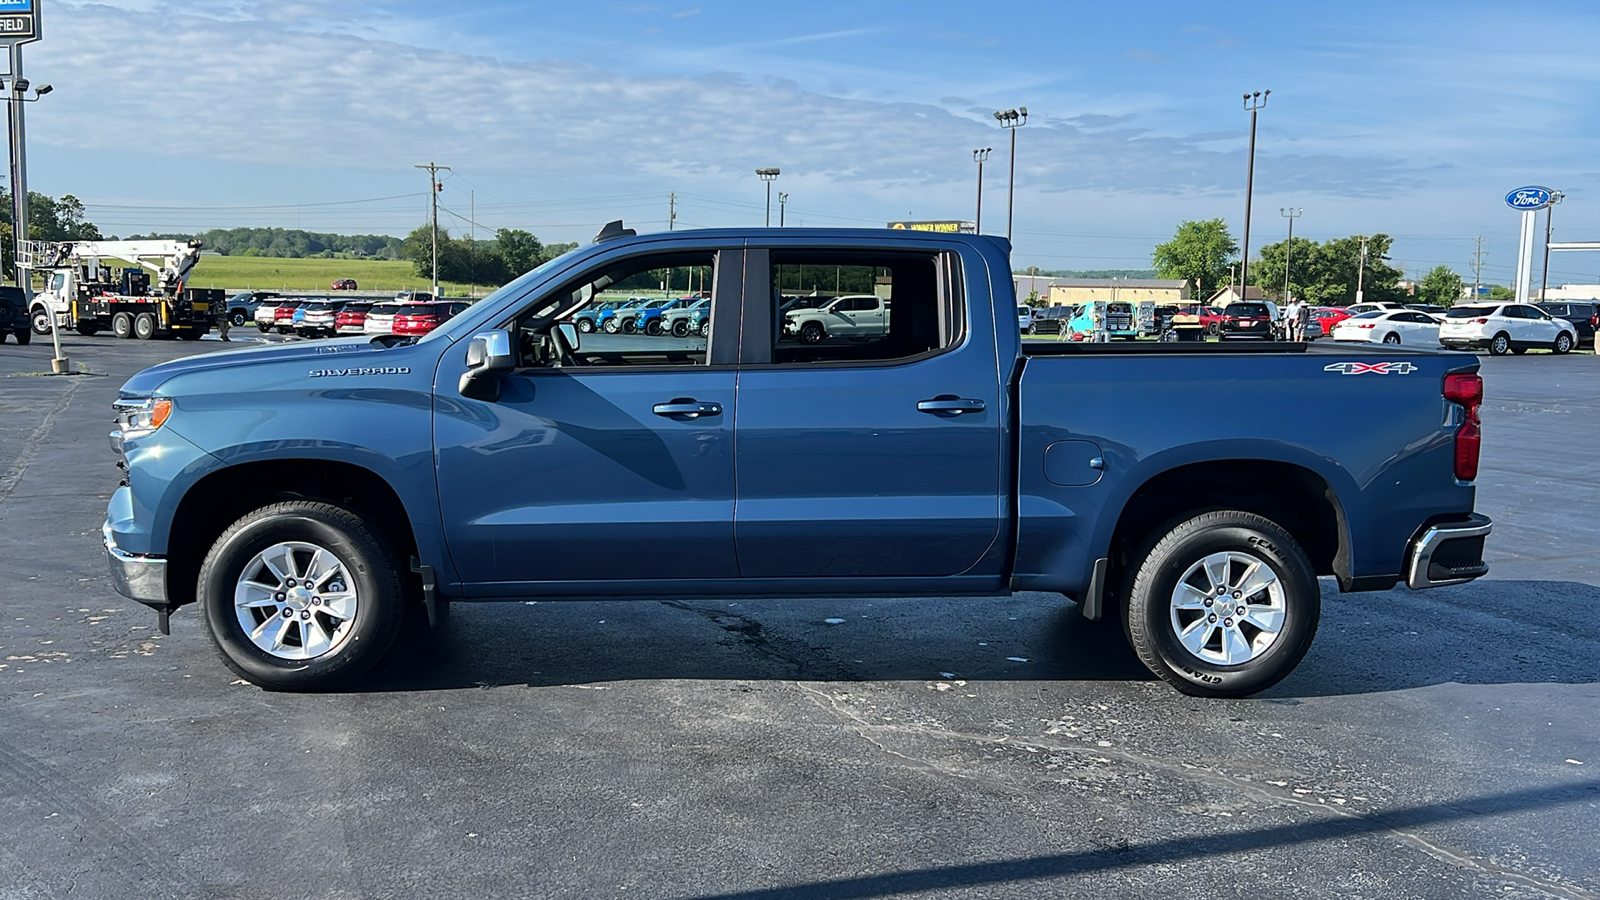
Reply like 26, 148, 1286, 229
165, 459, 423, 613
1100, 459, 1348, 603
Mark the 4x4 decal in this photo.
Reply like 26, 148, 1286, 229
1323, 361, 1418, 375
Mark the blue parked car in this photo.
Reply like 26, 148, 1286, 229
572, 299, 628, 333
602, 297, 657, 334
635, 297, 699, 336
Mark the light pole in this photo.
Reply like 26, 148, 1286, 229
1356, 236, 1369, 303
973, 148, 991, 233
4, 72, 57, 368
756, 168, 780, 226
414, 162, 450, 300
1239, 90, 1270, 301
992, 108, 1027, 241
1279, 206, 1301, 302
778, 191, 788, 227
1540, 190, 1565, 300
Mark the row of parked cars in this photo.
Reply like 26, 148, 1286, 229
570, 295, 713, 337
238, 291, 472, 339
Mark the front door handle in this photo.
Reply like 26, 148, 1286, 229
916, 397, 986, 416
653, 399, 723, 420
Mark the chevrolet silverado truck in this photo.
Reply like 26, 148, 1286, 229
105, 223, 1492, 696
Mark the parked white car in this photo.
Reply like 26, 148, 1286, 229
784, 294, 889, 344
1438, 303, 1577, 356
1018, 305, 1035, 332
253, 299, 289, 332
1345, 301, 1408, 317
363, 302, 402, 336
1331, 309, 1440, 345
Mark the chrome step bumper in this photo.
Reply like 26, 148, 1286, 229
1406, 514, 1492, 590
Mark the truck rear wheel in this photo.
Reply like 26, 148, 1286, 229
112, 312, 134, 339
1125, 510, 1319, 698
197, 500, 406, 691
133, 313, 157, 340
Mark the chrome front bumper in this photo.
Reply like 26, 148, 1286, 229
1406, 514, 1492, 590
104, 522, 167, 604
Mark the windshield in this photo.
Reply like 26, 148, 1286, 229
1445, 306, 1494, 318
1225, 303, 1267, 316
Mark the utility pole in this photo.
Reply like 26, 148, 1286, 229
469, 189, 475, 298
666, 193, 676, 296
993, 109, 1027, 241
973, 148, 991, 233
1239, 90, 1270, 303
1356, 236, 1369, 303
1279, 207, 1301, 302
414, 162, 450, 300
1472, 236, 1485, 302
778, 191, 788, 227
1540, 191, 1564, 301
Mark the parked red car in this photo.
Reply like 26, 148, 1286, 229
1311, 307, 1353, 337
391, 301, 470, 337
332, 279, 359, 290
1175, 304, 1227, 335
334, 301, 374, 335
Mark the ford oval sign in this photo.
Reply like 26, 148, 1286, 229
1506, 186, 1553, 210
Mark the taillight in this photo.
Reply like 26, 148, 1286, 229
1357, 323, 1376, 329
1473, 318, 1488, 324
1445, 372, 1483, 481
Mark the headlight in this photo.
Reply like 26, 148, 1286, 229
113, 397, 173, 439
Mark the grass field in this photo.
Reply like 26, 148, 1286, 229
186, 255, 490, 295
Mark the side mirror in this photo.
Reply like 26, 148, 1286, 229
554, 322, 580, 355
459, 330, 514, 401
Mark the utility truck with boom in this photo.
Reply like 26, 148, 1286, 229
23, 239, 216, 340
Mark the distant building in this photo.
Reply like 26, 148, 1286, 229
1543, 283, 1600, 301
1206, 285, 1266, 305
1041, 278, 1188, 307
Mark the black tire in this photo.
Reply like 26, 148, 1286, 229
1511, 347, 1527, 355
30, 307, 53, 335
231, 310, 248, 327
697, 320, 710, 338
577, 318, 594, 333
799, 321, 826, 344
671, 319, 691, 338
1125, 510, 1320, 698
622, 318, 638, 335
133, 312, 157, 340
1553, 332, 1573, 355
603, 318, 621, 334
112, 312, 134, 339
257, 323, 272, 333
1489, 332, 1511, 356
197, 500, 407, 691
177, 330, 204, 341
644, 318, 664, 336
75, 321, 100, 336
1382, 332, 1401, 344
12, 328, 26, 345
1027, 323, 1038, 335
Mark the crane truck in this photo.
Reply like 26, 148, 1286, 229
21, 239, 217, 340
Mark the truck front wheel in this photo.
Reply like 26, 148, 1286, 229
30, 307, 53, 335
799, 321, 826, 344
1125, 510, 1319, 698
198, 501, 406, 691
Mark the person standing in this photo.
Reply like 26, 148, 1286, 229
1283, 297, 1302, 342
1295, 298, 1312, 342
215, 306, 232, 342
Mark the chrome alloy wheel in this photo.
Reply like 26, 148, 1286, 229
1169, 551, 1286, 666
234, 541, 360, 660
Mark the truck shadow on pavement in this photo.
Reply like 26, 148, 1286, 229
360, 579, 1600, 696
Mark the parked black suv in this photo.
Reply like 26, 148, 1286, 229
1219, 301, 1277, 340
1536, 301, 1597, 349
0, 286, 33, 344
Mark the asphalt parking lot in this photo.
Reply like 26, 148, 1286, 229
2, 334, 1597, 900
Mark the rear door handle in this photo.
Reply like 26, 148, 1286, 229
653, 399, 723, 420
916, 397, 986, 416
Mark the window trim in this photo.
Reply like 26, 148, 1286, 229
736, 246, 968, 370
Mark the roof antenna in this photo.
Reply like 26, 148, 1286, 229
593, 220, 636, 243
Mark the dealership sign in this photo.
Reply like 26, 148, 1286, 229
0, 0, 39, 43
1505, 186, 1554, 211
887, 220, 976, 234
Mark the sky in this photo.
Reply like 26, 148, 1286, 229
16, 0, 1600, 286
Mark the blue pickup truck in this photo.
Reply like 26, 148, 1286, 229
105, 223, 1492, 696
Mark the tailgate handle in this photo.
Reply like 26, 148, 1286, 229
917, 397, 986, 416
653, 399, 722, 420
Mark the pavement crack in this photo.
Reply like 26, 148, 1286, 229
0, 377, 85, 507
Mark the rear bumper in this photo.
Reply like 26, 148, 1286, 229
104, 522, 168, 606
1406, 513, 1492, 590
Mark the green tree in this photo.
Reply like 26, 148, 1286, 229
1152, 219, 1238, 299
1254, 236, 1322, 303
1486, 284, 1514, 302
1418, 265, 1465, 306
495, 228, 543, 278
1318, 234, 1405, 305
